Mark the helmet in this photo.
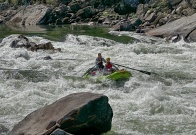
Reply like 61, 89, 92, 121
106, 58, 110, 61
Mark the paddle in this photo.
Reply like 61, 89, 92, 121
113, 63, 154, 75
82, 65, 97, 77
55, 58, 79, 60
82, 61, 104, 77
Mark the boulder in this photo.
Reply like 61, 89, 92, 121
53, 5, 68, 18
37, 42, 54, 50
90, 14, 100, 22
43, 56, 53, 60
186, 29, 196, 42
68, 1, 82, 13
111, 20, 135, 31
103, 17, 111, 25
152, 13, 165, 26
181, 7, 196, 16
56, 19, 63, 25
179, 0, 190, 9
114, 3, 137, 15
0, 2, 9, 11
62, 17, 71, 24
3, 9, 18, 22
8, 92, 113, 135
170, 34, 181, 43
168, 0, 183, 6
143, 9, 152, 19
158, 17, 168, 26
175, 6, 183, 15
76, 6, 97, 19
97, 17, 105, 24
10, 35, 30, 48
145, 12, 157, 23
176, 0, 196, 16
7, 5, 51, 26
131, 18, 143, 27
9, 35, 60, 52
57, 0, 72, 5
136, 4, 149, 19
146, 13, 196, 42
190, 0, 196, 9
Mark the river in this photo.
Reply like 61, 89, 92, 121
0, 24, 196, 135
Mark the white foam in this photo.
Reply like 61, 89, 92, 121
0, 34, 196, 134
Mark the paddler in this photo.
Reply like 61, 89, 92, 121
104, 57, 118, 74
95, 53, 106, 70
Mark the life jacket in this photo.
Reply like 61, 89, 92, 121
106, 62, 112, 69
97, 58, 104, 68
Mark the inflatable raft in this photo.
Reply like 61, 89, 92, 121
84, 69, 132, 81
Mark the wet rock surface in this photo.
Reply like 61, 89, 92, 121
8, 92, 113, 135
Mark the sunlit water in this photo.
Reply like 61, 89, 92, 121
0, 31, 196, 134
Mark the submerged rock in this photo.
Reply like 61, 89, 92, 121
8, 92, 113, 135
111, 20, 135, 31
10, 35, 61, 52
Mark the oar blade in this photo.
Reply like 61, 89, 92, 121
82, 68, 92, 77
113, 63, 155, 75
82, 65, 96, 77
140, 70, 151, 75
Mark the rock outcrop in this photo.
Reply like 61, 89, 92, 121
8, 92, 113, 135
146, 13, 196, 42
1, 0, 195, 42
8, 5, 50, 25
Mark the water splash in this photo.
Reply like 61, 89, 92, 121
0, 33, 196, 134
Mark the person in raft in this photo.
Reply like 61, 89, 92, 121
90, 53, 106, 76
104, 57, 119, 74
95, 53, 106, 70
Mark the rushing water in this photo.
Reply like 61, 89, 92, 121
0, 25, 196, 135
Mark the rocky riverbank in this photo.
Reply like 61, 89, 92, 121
0, 0, 196, 42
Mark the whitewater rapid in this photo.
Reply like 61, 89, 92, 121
0, 32, 196, 134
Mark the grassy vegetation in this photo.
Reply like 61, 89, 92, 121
149, 0, 169, 12
0, 0, 20, 6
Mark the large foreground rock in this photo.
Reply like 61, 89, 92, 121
146, 13, 196, 42
9, 92, 113, 135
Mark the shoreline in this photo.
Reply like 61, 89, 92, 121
0, 1, 196, 42
0, 24, 136, 44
